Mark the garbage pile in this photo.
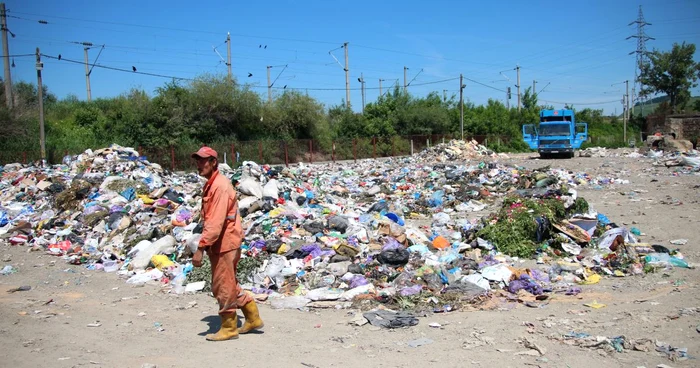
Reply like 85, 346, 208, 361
653, 150, 700, 170
578, 147, 612, 158
0, 143, 689, 316
416, 139, 508, 162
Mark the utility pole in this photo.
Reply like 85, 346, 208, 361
403, 66, 408, 94
379, 78, 384, 96
628, 5, 653, 117
36, 48, 45, 163
226, 33, 232, 83
359, 73, 365, 113
625, 80, 629, 143
1, 3, 13, 108
516, 65, 521, 112
459, 74, 465, 141
84, 47, 92, 101
343, 42, 350, 108
532, 80, 537, 98
266, 66, 272, 103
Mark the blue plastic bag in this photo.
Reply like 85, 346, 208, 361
428, 190, 445, 207
0, 211, 8, 227
120, 187, 136, 201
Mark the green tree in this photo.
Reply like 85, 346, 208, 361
521, 87, 538, 110
639, 42, 700, 113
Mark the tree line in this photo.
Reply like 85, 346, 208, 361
0, 74, 640, 163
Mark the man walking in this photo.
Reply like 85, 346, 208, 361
191, 146, 264, 341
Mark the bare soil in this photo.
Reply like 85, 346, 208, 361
1, 151, 699, 368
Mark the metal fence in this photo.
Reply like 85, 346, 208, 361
1, 134, 511, 171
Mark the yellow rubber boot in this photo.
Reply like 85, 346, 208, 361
206, 313, 239, 341
238, 301, 264, 334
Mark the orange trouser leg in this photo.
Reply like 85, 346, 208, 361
209, 248, 253, 316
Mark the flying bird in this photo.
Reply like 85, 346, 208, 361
132, 66, 137, 72
248, 73, 253, 77
357, 78, 362, 83
264, 45, 267, 49
58, 54, 62, 61
283, 85, 287, 89
259, 45, 261, 48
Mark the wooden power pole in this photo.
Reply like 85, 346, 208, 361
1, 3, 13, 108
36, 48, 46, 163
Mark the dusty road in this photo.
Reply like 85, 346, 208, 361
1, 152, 699, 368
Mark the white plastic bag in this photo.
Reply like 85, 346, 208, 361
263, 179, 279, 199
480, 264, 512, 284
238, 178, 263, 198
306, 287, 344, 301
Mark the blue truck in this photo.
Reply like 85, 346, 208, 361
522, 109, 588, 158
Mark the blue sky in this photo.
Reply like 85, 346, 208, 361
5, 0, 700, 115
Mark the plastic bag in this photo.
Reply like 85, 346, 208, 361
644, 253, 689, 268
238, 178, 263, 198
378, 248, 410, 266
399, 284, 422, 296
480, 264, 513, 284
264, 255, 287, 278
306, 287, 344, 301
263, 179, 279, 199
432, 212, 451, 225
682, 155, 700, 168
151, 255, 175, 270
270, 295, 310, 310
328, 216, 349, 233
131, 236, 176, 270
428, 190, 445, 207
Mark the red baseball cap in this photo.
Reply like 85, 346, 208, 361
191, 146, 218, 159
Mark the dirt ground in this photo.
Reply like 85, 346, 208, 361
1, 151, 699, 368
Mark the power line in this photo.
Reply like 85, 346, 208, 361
515, 26, 628, 65
409, 77, 459, 87
41, 54, 194, 80
5, 53, 34, 57
354, 44, 510, 69
10, 11, 339, 45
462, 76, 506, 93
539, 99, 619, 106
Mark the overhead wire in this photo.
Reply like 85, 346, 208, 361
6, 9, 654, 109
10, 11, 340, 45
462, 76, 506, 93
41, 54, 195, 80
539, 99, 619, 105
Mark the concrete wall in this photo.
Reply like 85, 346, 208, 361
645, 114, 700, 143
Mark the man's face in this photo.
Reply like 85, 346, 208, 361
195, 157, 216, 177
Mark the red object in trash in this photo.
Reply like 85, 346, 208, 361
9, 234, 28, 245
49, 240, 72, 252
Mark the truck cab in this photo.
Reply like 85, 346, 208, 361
522, 109, 588, 158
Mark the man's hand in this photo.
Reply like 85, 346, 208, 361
192, 249, 204, 267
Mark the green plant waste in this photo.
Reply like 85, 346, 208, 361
477, 196, 589, 258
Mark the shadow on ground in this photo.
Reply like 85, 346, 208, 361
199, 314, 257, 336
